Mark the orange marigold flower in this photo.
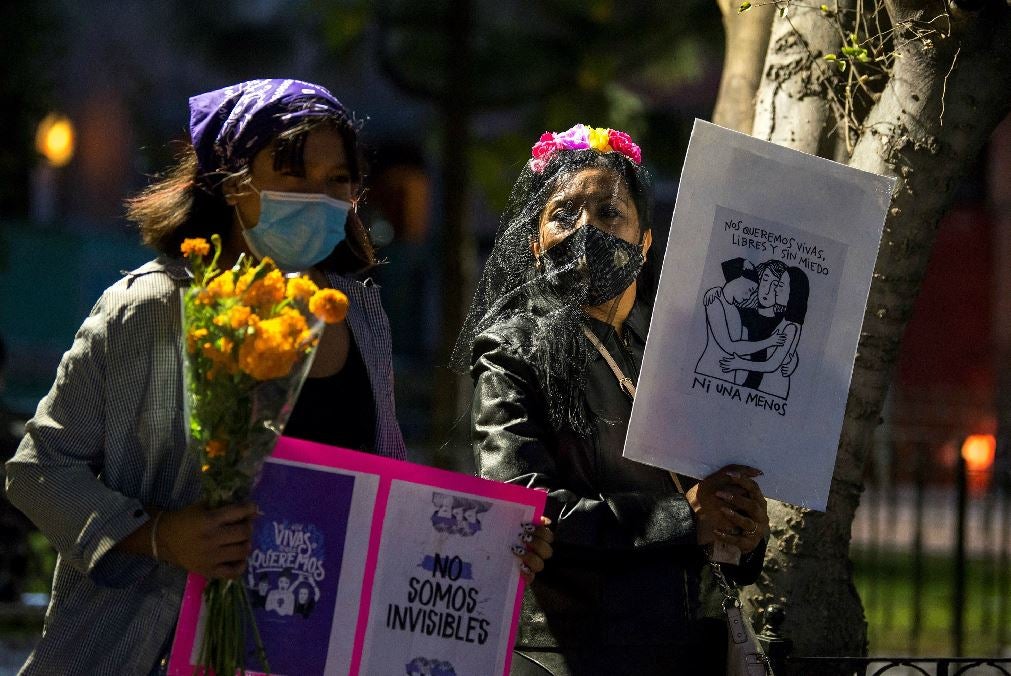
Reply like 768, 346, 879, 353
242, 269, 286, 309
181, 238, 210, 258
187, 328, 209, 353
205, 439, 227, 458
285, 276, 318, 303
214, 304, 254, 330
206, 272, 235, 300
202, 337, 238, 375
229, 305, 253, 328
235, 269, 256, 295
309, 288, 349, 324
237, 316, 302, 380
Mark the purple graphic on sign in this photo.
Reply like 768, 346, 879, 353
430, 492, 491, 537
243, 462, 355, 673
406, 656, 457, 676
418, 555, 473, 580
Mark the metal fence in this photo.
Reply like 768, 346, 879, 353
851, 449, 1011, 658
785, 656, 1011, 675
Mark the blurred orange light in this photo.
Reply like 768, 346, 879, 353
961, 434, 996, 473
35, 113, 75, 167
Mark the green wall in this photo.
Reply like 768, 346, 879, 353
0, 221, 151, 413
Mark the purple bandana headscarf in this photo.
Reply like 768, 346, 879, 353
188, 78, 349, 174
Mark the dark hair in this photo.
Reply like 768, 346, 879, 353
753, 259, 788, 283
783, 266, 810, 324
126, 117, 375, 272
721, 257, 758, 284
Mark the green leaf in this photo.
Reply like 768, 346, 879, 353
824, 53, 837, 61
837, 60, 847, 72
738, 1, 752, 13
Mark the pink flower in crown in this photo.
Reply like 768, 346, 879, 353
531, 132, 561, 160
607, 129, 642, 165
553, 124, 592, 151
529, 124, 642, 172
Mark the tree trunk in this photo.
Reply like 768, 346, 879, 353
432, 0, 477, 458
751, 2, 845, 152
712, 0, 1011, 661
712, 0, 776, 134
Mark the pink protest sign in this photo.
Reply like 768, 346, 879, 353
168, 437, 545, 676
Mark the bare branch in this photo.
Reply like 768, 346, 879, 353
939, 45, 960, 127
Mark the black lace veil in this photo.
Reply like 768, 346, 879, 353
451, 146, 656, 437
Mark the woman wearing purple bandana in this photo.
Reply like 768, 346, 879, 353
5, 78, 551, 675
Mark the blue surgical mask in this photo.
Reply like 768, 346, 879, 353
241, 189, 351, 271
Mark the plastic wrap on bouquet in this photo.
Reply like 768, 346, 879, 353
177, 235, 349, 675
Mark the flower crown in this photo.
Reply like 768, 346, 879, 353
530, 123, 642, 173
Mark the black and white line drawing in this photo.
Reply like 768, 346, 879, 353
695, 257, 809, 399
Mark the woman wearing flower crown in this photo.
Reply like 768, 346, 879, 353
5, 79, 551, 675
454, 125, 771, 674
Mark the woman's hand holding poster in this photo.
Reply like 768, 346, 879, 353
624, 120, 894, 511
169, 437, 545, 676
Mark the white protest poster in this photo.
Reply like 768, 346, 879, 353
357, 481, 534, 675
169, 437, 544, 676
623, 120, 894, 511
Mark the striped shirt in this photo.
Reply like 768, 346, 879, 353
4, 256, 406, 675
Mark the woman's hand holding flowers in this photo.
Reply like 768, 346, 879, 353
686, 465, 768, 554
156, 501, 259, 579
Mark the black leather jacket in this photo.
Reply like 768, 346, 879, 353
471, 302, 765, 651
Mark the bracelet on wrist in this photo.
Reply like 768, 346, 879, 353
150, 511, 164, 562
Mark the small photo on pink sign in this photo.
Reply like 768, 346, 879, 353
168, 437, 545, 676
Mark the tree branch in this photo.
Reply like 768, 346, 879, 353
752, 1, 852, 154
712, 0, 776, 133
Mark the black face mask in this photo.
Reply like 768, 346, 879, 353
541, 225, 645, 305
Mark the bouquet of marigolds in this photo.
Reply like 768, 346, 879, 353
179, 235, 348, 675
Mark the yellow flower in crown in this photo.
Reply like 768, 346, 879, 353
587, 127, 612, 153
309, 288, 349, 324
180, 238, 211, 258
286, 276, 319, 303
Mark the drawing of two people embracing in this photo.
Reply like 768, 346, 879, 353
695, 257, 810, 399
